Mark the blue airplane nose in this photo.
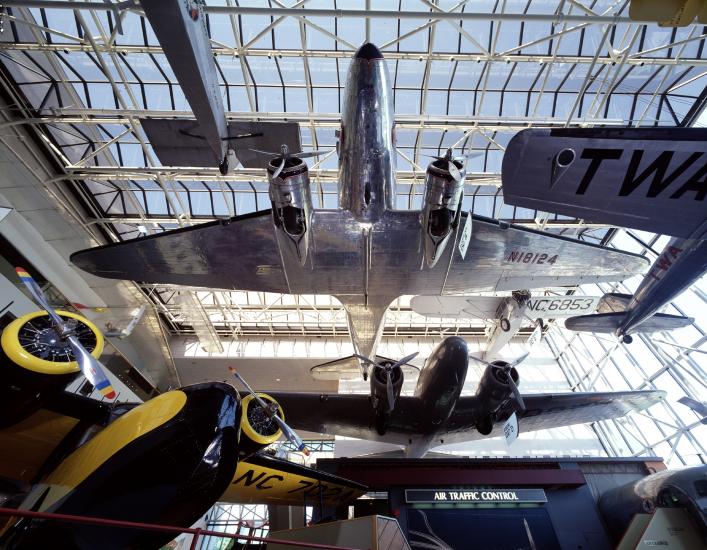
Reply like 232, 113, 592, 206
355, 43, 383, 60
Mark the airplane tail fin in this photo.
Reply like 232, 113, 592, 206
565, 312, 693, 334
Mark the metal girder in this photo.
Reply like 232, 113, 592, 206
1, 1, 697, 26
5, 112, 626, 131
3, 42, 706, 66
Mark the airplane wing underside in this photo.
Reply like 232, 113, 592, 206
221, 453, 366, 506
441, 390, 665, 445
71, 210, 648, 295
261, 392, 421, 446
502, 128, 707, 239
265, 390, 664, 448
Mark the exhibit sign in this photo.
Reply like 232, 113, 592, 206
405, 488, 547, 504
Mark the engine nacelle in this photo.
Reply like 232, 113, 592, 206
370, 362, 404, 434
420, 159, 464, 268
268, 157, 313, 266
0, 310, 103, 429
237, 392, 284, 459
474, 363, 518, 435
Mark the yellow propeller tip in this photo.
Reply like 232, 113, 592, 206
228, 366, 237, 373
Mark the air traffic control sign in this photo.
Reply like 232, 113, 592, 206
405, 489, 547, 504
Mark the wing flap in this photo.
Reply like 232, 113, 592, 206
502, 128, 707, 239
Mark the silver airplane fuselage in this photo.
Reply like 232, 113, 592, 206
339, 43, 397, 223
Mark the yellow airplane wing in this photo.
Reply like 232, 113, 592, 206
222, 453, 367, 506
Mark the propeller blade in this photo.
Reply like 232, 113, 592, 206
248, 148, 278, 156
67, 335, 116, 400
271, 157, 287, 179
16, 267, 116, 400
15, 267, 65, 329
507, 351, 530, 369
469, 354, 494, 367
455, 151, 484, 162
386, 370, 395, 412
506, 372, 526, 412
292, 149, 330, 159
230, 369, 309, 455
448, 161, 462, 182
389, 351, 419, 370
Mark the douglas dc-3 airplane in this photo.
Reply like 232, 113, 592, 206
502, 128, 706, 343
0, 269, 365, 549
257, 335, 664, 458
71, 42, 650, 378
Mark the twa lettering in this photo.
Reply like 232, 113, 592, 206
576, 149, 706, 200
648, 246, 683, 281
507, 251, 558, 265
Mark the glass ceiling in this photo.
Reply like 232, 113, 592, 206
0, 1, 705, 466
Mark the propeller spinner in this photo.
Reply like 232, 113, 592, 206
15, 267, 116, 400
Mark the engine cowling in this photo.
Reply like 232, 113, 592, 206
370, 361, 404, 435
237, 392, 284, 459
0, 310, 104, 429
474, 363, 519, 435
268, 157, 313, 266
420, 158, 464, 268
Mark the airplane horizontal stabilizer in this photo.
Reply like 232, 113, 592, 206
502, 128, 707, 239
597, 293, 633, 313
140, 119, 301, 168
565, 312, 693, 333
310, 355, 419, 380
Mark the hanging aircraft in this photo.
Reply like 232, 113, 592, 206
71, 42, 650, 378
0, 268, 365, 549
254, 336, 665, 458
502, 128, 706, 342
137, 0, 303, 174
410, 291, 604, 360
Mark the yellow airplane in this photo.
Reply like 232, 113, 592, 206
0, 268, 365, 549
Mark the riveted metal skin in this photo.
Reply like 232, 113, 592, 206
339, 44, 396, 223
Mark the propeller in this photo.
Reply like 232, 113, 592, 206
251, 144, 330, 178
229, 368, 309, 456
355, 352, 418, 412
428, 148, 481, 183
469, 352, 529, 411
15, 267, 116, 400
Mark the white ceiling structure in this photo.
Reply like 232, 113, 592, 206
0, 1, 705, 467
